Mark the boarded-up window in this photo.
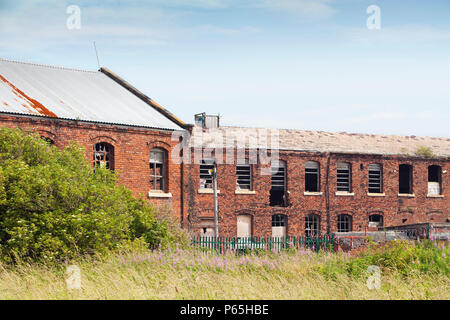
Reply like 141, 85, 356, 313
272, 214, 287, 238
199, 159, 214, 189
337, 214, 352, 232
368, 164, 383, 193
305, 214, 320, 237
237, 215, 252, 238
236, 160, 252, 190
270, 160, 287, 206
150, 148, 165, 191
93, 142, 114, 170
428, 165, 442, 195
305, 161, 320, 192
337, 162, 351, 192
399, 164, 413, 194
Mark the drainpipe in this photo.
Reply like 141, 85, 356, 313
325, 152, 332, 234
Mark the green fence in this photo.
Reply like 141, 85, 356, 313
191, 235, 335, 253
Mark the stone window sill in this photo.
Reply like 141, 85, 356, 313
304, 192, 323, 196
398, 193, 415, 198
427, 194, 444, 198
198, 189, 221, 194
148, 191, 172, 198
235, 189, 256, 195
367, 193, 386, 197
335, 192, 355, 197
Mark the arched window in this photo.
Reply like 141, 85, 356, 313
93, 142, 114, 170
369, 214, 383, 228
428, 165, 442, 195
305, 214, 320, 236
337, 214, 352, 232
150, 148, 166, 191
40, 136, 54, 145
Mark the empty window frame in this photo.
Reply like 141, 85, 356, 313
337, 214, 352, 232
337, 162, 352, 192
399, 164, 413, 194
369, 214, 383, 228
305, 214, 320, 237
150, 148, 166, 191
93, 142, 114, 170
428, 165, 442, 195
270, 160, 286, 206
41, 136, 54, 145
199, 159, 215, 189
272, 214, 287, 238
236, 160, 252, 190
305, 161, 320, 192
368, 164, 383, 193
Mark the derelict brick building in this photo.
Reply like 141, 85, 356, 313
0, 58, 449, 238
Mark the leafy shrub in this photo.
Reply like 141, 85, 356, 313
415, 146, 435, 158
318, 240, 449, 279
0, 127, 176, 263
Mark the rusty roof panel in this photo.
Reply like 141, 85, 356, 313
0, 58, 183, 130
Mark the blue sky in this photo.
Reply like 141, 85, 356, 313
1, 0, 449, 137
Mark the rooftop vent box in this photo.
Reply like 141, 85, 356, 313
194, 113, 220, 129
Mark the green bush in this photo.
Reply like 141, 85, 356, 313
318, 240, 449, 279
0, 127, 175, 263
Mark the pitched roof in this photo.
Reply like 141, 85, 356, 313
190, 126, 450, 158
0, 58, 184, 130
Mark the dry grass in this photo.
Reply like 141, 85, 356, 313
0, 247, 448, 300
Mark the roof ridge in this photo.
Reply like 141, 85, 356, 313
0, 57, 98, 74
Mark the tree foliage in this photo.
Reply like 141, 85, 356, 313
0, 127, 172, 263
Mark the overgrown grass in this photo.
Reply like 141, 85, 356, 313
0, 240, 448, 300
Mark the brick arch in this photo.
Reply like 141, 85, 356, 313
147, 140, 171, 150
426, 210, 446, 223
90, 135, 116, 145
37, 129, 56, 143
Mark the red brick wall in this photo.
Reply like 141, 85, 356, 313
185, 149, 450, 237
0, 114, 183, 223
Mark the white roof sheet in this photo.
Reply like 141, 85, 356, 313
0, 58, 183, 130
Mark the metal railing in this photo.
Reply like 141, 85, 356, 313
191, 235, 335, 253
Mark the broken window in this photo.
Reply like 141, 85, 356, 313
337, 162, 352, 192
399, 164, 413, 194
337, 214, 352, 232
236, 160, 252, 190
305, 161, 320, 192
369, 214, 383, 228
150, 148, 166, 191
305, 214, 320, 237
199, 159, 215, 189
93, 142, 114, 170
272, 214, 287, 238
368, 163, 383, 193
428, 165, 442, 195
270, 160, 287, 206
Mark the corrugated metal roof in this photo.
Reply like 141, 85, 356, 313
0, 58, 183, 130
190, 126, 450, 157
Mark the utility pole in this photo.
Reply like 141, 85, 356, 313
211, 164, 219, 238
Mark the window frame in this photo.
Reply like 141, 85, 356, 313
305, 214, 320, 237
199, 159, 215, 190
93, 142, 114, 171
236, 159, 252, 191
150, 148, 166, 191
337, 162, 352, 193
368, 163, 383, 194
305, 161, 320, 193
399, 164, 413, 194
337, 214, 352, 232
